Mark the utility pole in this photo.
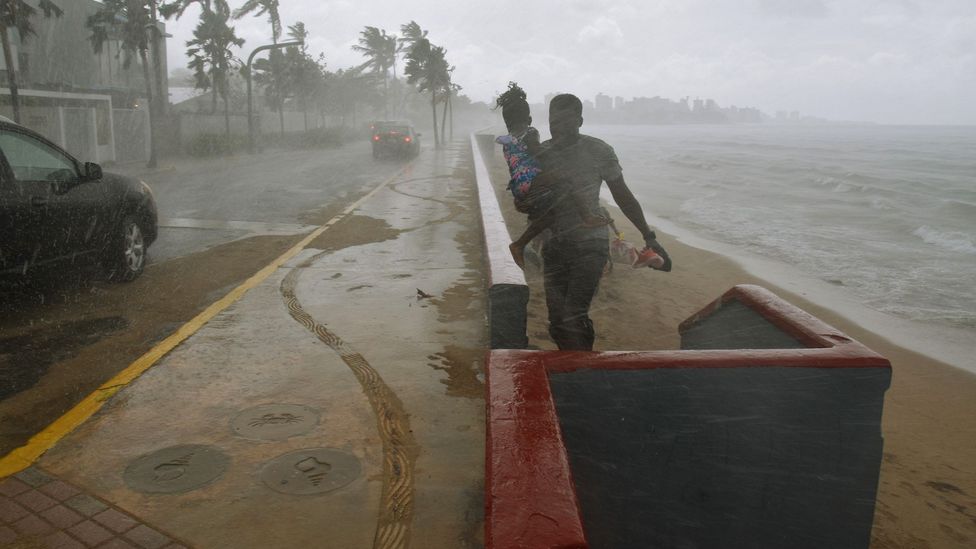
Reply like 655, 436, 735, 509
246, 40, 302, 154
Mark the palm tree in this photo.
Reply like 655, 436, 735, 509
285, 22, 321, 132
162, 0, 228, 113
404, 39, 449, 147
440, 77, 460, 143
252, 48, 289, 136
399, 20, 427, 49
439, 60, 455, 144
0, 0, 63, 124
352, 26, 396, 119
159, 0, 213, 18
185, 0, 243, 148
233, 0, 280, 43
88, 0, 159, 168
234, 0, 285, 134
147, 1, 167, 117
447, 82, 461, 140
287, 22, 307, 53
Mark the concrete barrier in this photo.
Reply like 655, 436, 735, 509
486, 285, 891, 549
470, 133, 528, 349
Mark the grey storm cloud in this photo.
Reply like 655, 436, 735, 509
164, 0, 976, 125
758, 0, 829, 18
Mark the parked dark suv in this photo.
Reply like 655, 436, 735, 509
371, 122, 421, 158
0, 119, 158, 282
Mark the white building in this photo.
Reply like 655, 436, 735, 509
0, 0, 168, 163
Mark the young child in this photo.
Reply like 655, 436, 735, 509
495, 83, 608, 267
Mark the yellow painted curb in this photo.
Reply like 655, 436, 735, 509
0, 164, 409, 478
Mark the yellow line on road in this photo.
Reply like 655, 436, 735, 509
0, 164, 410, 478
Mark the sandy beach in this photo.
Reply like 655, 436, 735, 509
485, 146, 976, 549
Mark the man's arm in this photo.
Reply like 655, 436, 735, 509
606, 175, 672, 271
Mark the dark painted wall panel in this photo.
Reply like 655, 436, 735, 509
682, 300, 807, 350
549, 366, 889, 549
489, 284, 529, 349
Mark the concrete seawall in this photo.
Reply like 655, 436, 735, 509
470, 133, 528, 349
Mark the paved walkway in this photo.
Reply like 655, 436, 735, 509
1, 143, 487, 548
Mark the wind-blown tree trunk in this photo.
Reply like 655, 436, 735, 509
139, 47, 158, 168
391, 63, 397, 119
0, 26, 20, 124
441, 90, 448, 144
278, 102, 284, 136
211, 87, 218, 114
149, 1, 165, 117
382, 69, 389, 119
223, 89, 231, 153
448, 93, 453, 140
430, 90, 439, 147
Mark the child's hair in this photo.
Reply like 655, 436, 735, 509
495, 82, 530, 127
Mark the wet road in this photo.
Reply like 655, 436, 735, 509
14, 140, 486, 548
0, 142, 411, 454
146, 143, 405, 261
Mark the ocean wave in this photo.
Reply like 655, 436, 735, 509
912, 226, 976, 254
939, 198, 976, 220
843, 171, 888, 186
869, 198, 893, 210
665, 154, 719, 170
611, 125, 976, 332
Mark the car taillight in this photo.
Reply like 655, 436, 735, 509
372, 135, 380, 141
404, 137, 411, 143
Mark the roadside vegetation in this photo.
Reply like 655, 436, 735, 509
5, 1, 472, 161
80, 0, 468, 159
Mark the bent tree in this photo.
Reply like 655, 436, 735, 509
404, 37, 449, 147
87, 0, 160, 168
186, 1, 243, 149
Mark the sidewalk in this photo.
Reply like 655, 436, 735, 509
0, 143, 487, 548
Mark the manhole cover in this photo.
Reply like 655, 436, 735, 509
124, 445, 229, 494
231, 404, 320, 441
260, 448, 361, 495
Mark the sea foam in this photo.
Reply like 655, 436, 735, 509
912, 226, 976, 255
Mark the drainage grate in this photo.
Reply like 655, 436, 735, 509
231, 404, 320, 441
260, 448, 361, 495
124, 444, 229, 494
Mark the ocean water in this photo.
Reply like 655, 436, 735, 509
587, 124, 976, 332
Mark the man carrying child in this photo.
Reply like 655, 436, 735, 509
538, 94, 672, 351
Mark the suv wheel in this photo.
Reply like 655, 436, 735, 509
105, 215, 146, 282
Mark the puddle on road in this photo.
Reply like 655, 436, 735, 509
427, 345, 484, 399
307, 214, 402, 252
0, 316, 129, 399
432, 273, 483, 324
0, 270, 106, 320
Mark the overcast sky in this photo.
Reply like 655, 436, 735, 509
163, 0, 976, 125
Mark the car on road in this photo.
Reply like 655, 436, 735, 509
0, 118, 158, 282
371, 122, 421, 158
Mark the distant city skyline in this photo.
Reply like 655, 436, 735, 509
523, 92, 819, 125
